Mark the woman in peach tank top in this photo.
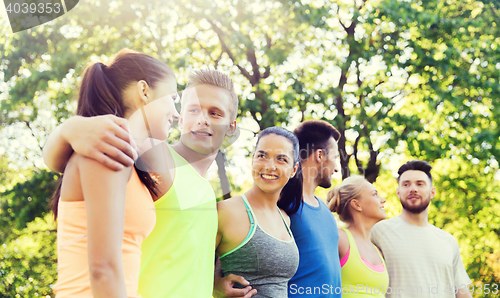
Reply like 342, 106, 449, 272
46, 49, 180, 298
327, 176, 389, 297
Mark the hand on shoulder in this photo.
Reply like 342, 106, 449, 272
47, 115, 138, 172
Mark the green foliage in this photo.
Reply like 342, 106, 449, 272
430, 158, 500, 296
1, 0, 499, 296
0, 214, 57, 297
0, 170, 58, 242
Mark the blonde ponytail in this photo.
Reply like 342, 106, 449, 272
327, 175, 368, 223
327, 187, 341, 213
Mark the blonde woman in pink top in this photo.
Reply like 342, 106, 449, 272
46, 49, 179, 298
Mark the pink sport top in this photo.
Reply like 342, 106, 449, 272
53, 169, 156, 297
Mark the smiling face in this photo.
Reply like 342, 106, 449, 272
357, 181, 387, 221
397, 170, 436, 214
179, 84, 236, 155
252, 134, 298, 195
128, 77, 179, 142
316, 137, 340, 189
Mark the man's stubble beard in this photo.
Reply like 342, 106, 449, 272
315, 166, 332, 189
401, 194, 431, 214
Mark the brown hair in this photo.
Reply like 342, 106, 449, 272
397, 160, 433, 184
327, 175, 368, 223
50, 49, 175, 218
184, 69, 238, 121
293, 120, 340, 161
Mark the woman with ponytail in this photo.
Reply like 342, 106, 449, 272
214, 126, 302, 297
50, 49, 179, 298
326, 176, 389, 297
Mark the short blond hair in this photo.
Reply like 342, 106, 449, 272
184, 69, 238, 121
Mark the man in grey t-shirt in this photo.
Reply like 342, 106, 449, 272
371, 160, 472, 298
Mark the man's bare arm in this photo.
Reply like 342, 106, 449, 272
43, 115, 137, 172
213, 255, 257, 298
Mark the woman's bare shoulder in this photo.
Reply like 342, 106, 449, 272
217, 195, 245, 212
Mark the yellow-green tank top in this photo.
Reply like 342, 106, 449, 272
138, 145, 217, 298
340, 228, 389, 297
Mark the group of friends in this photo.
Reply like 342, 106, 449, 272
43, 49, 473, 297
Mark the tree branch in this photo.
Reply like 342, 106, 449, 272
263, 65, 271, 79
206, 18, 253, 82
157, 17, 164, 58
374, 77, 388, 89
363, 124, 374, 152
358, 0, 367, 11
24, 121, 42, 152
188, 36, 217, 64
371, 87, 406, 119
242, 32, 261, 85
262, 32, 272, 79
339, 18, 348, 32
353, 133, 363, 173
24, 120, 43, 173
214, 51, 223, 68
136, 11, 162, 55
265, 32, 273, 49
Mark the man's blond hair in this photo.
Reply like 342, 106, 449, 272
184, 69, 238, 121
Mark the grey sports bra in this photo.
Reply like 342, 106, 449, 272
219, 194, 299, 298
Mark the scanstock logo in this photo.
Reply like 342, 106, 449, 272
3, 0, 78, 33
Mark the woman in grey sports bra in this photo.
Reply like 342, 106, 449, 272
216, 127, 303, 298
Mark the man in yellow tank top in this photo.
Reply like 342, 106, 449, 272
134, 70, 238, 298
44, 70, 240, 298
